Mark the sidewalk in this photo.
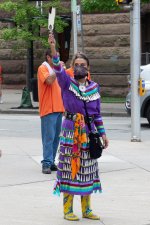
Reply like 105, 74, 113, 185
0, 89, 39, 115
0, 126, 150, 225
0, 89, 128, 116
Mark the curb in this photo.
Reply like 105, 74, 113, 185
101, 111, 129, 117
0, 109, 39, 115
0, 109, 128, 117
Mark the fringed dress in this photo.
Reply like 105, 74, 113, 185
53, 55, 106, 196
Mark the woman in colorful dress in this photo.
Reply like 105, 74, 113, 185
49, 34, 109, 221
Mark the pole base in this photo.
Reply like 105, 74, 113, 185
131, 137, 141, 142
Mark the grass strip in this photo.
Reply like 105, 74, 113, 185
101, 97, 125, 103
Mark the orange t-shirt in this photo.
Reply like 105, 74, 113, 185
37, 64, 64, 117
66, 67, 91, 80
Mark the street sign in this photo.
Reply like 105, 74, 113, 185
71, 0, 77, 54
76, 5, 81, 32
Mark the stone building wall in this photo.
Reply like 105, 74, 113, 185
80, 13, 130, 97
0, 10, 130, 97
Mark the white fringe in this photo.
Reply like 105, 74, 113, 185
69, 85, 100, 102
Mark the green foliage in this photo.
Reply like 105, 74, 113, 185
142, 0, 150, 3
0, 0, 68, 47
55, 16, 68, 33
81, 0, 150, 13
43, 0, 69, 14
1, 0, 150, 45
81, 0, 119, 12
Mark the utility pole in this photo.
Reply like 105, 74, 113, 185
131, 0, 141, 142
77, 4, 84, 53
71, 0, 78, 54
117, 0, 141, 141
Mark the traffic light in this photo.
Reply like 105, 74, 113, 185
116, 0, 132, 5
139, 79, 146, 96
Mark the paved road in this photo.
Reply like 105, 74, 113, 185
0, 114, 149, 140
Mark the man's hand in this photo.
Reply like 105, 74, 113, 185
48, 33, 57, 56
45, 73, 56, 85
48, 33, 55, 46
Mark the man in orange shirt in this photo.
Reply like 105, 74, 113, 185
38, 49, 64, 174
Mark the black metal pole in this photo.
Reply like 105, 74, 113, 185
26, 40, 34, 91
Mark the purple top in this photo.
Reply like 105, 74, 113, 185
52, 55, 106, 136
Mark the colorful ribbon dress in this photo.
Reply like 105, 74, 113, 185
53, 55, 106, 196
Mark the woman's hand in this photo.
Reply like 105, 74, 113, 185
48, 33, 57, 56
101, 135, 109, 149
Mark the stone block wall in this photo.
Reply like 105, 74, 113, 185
80, 13, 130, 97
0, 11, 130, 97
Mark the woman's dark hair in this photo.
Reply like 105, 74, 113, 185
71, 52, 90, 67
45, 48, 52, 61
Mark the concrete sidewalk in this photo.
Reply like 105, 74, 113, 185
0, 89, 128, 116
0, 89, 39, 115
0, 132, 150, 225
